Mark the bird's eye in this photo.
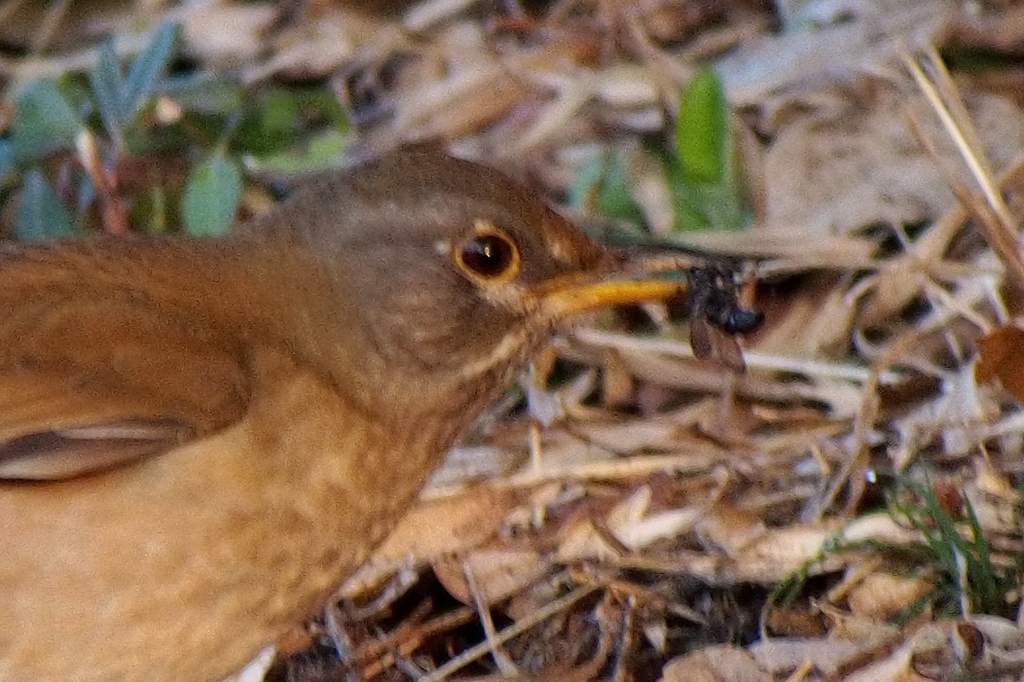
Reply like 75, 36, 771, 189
456, 229, 520, 281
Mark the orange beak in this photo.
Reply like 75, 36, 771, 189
534, 252, 695, 318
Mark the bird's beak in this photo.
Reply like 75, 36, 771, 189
538, 277, 682, 317
535, 252, 693, 318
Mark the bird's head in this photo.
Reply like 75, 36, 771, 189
261, 149, 683, 416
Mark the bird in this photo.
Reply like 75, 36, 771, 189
0, 148, 694, 681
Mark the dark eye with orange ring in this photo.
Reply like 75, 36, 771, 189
456, 232, 519, 280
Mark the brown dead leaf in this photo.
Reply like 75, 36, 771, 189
504, 577, 562, 622
951, 3, 1024, 55
753, 277, 855, 358
557, 486, 704, 562
749, 636, 883, 676
820, 601, 903, 643
340, 486, 518, 598
964, 468, 1023, 537
844, 620, 983, 681
847, 573, 935, 619
842, 645, 918, 682
713, 514, 921, 584
659, 645, 769, 682
974, 463, 1024, 505
976, 323, 1024, 404
432, 549, 550, 607
696, 505, 766, 556
763, 606, 827, 638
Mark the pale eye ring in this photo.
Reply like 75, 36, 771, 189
455, 226, 520, 282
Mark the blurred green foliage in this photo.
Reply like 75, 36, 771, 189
90, 22, 178, 149
182, 153, 242, 237
888, 477, 1013, 617
572, 66, 751, 235
16, 169, 75, 240
569, 149, 645, 226
10, 81, 81, 165
0, 21, 349, 240
670, 66, 750, 231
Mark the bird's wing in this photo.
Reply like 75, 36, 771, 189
0, 240, 260, 480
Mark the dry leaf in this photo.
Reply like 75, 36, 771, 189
845, 621, 981, 681
426, 444, 521, 490
847, 573, 935, 619
659, 645, 769, 682
963, 471, 1023, 537
340, 486, 517, 597
432, 548, 549, 607
753, 276, 855, 357
976, 323, 1024, 404
557, 486, 703, 562
718, 514, 920, 584
749, 636, 878, 676
763, 606, 827, 637
970, 614, 1024, 650
696, 505, 766, 556
0, 0, 131, 51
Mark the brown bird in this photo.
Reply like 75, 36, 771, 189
0, 149, 688, 681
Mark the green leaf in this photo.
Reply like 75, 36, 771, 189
664, 156, 706, 230
261, 89, 303, 135
298, 88, 347, 131
234, 89, 302, 156
83, 22, 178, 150
11, 81, 82, 162
181, 153, 242, 236
569, 150, 644, 225
15, 169, 75, 241
89, 39, 127, 142
123, 22, 179, 119
676, 67, 729, 185
75, 173, 96, 225
665, 155, 750, 231
161, 75, 244, 115
132, 186, 168, 234
243, 129, 348, 176
667, 68, 751, 232
234, 86, 348, 157
0, 141, 14, 184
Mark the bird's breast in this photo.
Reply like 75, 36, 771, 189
0, 356, 457, 682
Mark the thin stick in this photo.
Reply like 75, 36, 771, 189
816, 329, 925, 518
420, 583, 601, 681
572, 328, 905, 384
903, 49, 1024, 291
358, 607, 477, 677
463, 560, 520, 676
924, 46, 1001, 216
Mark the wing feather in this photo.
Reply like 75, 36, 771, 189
0, 239, 257, 480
